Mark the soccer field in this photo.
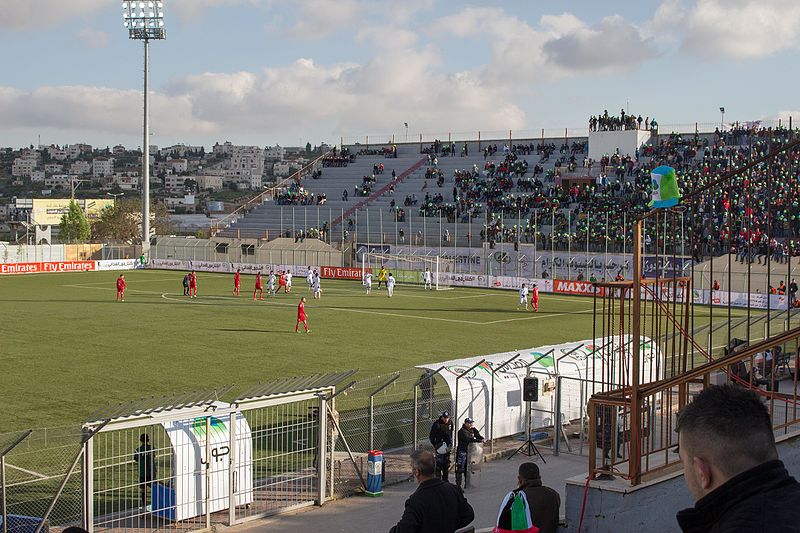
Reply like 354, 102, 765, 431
1, 269, 765, 431
0, 269, 595, 430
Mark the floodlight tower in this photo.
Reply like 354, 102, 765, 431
122, 1, 165, 258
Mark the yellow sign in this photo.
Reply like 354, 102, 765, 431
31, 199, 115, 226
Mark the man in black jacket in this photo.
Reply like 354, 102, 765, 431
496, 462, 560, 533
389, 450, 474, 533
455, 418, 484, 489
675, 384, 800, 532
429, 411, 453, 482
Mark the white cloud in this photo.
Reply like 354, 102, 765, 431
433, 7, 658, 83
0, 41, 524, 146
652, 0, 800, 59
279, 0, 361, 39
0, 0, 107, 30
542, 15, 660, 74
76, 28, 109, 49
0, 85, 214, 141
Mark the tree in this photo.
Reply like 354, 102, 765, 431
59, 200, 91, 242
93, 198, 171, 242
305, 142, 312, 153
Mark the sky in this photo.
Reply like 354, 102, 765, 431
1, 0, 800, 150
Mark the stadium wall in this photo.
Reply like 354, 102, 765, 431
562, 430, 800, 532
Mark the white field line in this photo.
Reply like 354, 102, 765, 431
5, 463, 48, 479
62, 278, 178, 286
158, 292, 599, 326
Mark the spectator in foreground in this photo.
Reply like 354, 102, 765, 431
675, 384, 800, 532
494, 462, 560, 533
389, 449, 474, 533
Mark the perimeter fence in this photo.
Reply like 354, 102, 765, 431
1, 359, 596, 533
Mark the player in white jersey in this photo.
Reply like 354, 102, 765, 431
386, 273, 396, 297
268, 271, 276, 296
306, 267, 314, 290
364, 272, 373, 294
284, 271, 293, 293
519, 283, 529, 310
313, 271, 322, 299
422, 268, 433, 290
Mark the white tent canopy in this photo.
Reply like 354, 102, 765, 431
417, 336, 661, 440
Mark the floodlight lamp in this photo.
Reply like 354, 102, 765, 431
148, 1, 154, 7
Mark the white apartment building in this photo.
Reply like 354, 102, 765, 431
47, 146, 69, 160
194, 174, 223, 191
31, 170, 46, 182
212, 141, 234, 156
169, 158, 188, 174
12, 158, 38, 177
112, 145, 127, 155
93, 157, 114, 178
165, 174, 188, 192
70, 160, 92, 175
165, 194, 195, 209
264, 145, 285, 161
111, 174, 139, 191
159, 144, 203, 158
272, 161, 302, 178
226, 146, 265, 189
45, 163, 64, 173
67, 144, 92, 159
45, 174, 71, 189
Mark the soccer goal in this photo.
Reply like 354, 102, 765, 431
362, 252, 455, 290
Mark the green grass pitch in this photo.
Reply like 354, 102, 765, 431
0, 269, 760, 431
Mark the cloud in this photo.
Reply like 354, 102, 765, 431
0, 85, 214, 141
0, 41, 524, 146
0, 0, 108, 30
542, 15, 660, 74
433, 7, 658, 83
279, 0, 361, 39
76, 28, 109, 49
652, 0, 800, 59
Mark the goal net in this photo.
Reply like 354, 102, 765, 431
362, 252, 454, 290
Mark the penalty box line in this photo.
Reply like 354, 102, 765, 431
159, 292, 596, 326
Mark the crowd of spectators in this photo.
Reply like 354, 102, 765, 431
589, 109, 656, 132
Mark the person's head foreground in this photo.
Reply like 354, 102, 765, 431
676, 384, 777, 501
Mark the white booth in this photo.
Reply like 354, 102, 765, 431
152, 406, 253, 521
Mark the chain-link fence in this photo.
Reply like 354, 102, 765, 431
1, 426, 85, 533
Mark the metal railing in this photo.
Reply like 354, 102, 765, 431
210, 152, 329, 237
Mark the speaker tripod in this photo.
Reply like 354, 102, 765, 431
507, 394, 546, 463
508, 436, 546, 462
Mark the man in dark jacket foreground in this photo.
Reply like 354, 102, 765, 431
495, 462, 560, 533
389, 450, 474, 533
675, 384, 800, 532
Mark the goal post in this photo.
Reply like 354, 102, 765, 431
361, 252, 454, 290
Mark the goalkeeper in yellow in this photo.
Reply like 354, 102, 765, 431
377, 265, 388, 289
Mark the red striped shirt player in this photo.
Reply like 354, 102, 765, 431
531, 283, 539, 313
233, 269, 241, 296
296, 297, 311, 334
115, 274, 126, 302
188, 271, 198, 298
254, 271, 264, 301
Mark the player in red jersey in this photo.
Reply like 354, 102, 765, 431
115, 274, 126, 302
188, 271, 198, 298
296, 297, 310, 333
278, 271, 286, 293
233, 269, 241, 296
253, 271, 264, 300
531, 283, 539, 312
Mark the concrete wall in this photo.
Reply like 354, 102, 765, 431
561, 430, 800, 532
588, 130, 651, 161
